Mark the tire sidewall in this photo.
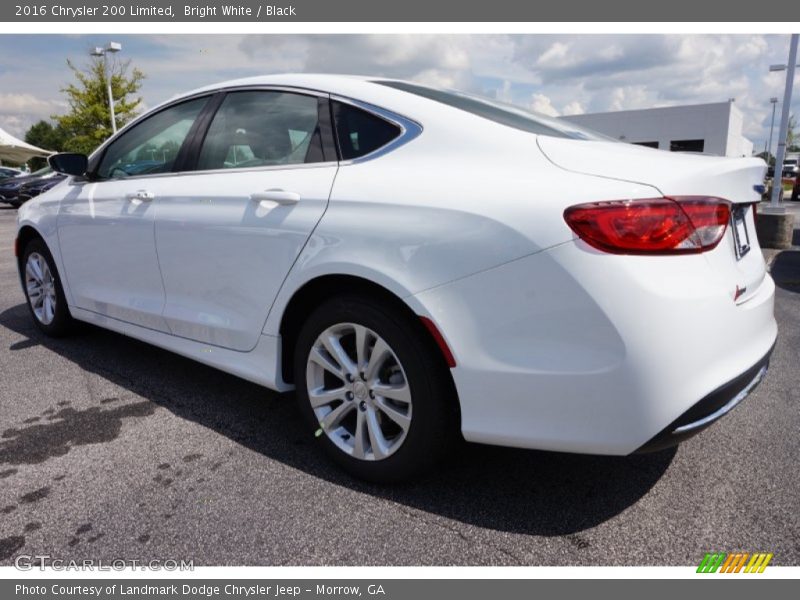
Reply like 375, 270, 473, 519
20, 238, 72, 336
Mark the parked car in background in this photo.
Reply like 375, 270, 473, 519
16, 173, 66, 206
17, 75, 776, 481
0, 166, 23, 183
0, 167, 55, 208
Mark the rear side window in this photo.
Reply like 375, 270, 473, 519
331, 101, 401, 160
197, 91, 324, 171
375, 80, 612, 141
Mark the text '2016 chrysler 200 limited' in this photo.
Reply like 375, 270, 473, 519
16, 74, 776, 482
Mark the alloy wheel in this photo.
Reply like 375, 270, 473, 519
306, 322, 413, 461
25, 252, 57, 325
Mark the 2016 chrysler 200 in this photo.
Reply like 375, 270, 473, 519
16, 75, 776, 481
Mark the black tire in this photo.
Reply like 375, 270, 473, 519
294, 294, 458, 483
20, 237, 75, 337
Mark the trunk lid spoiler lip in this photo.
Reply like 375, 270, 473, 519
536, 136, 766, 205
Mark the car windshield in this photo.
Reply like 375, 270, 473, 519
375, 80, 614, 141
30, 166, 52, 177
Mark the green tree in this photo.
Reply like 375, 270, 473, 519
53, 57, 144, 155
24, 120, 68, 169
755, 150, 774, 166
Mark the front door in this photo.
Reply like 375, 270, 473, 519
57, 96, 209, 331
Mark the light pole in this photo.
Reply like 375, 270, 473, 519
767, 97, 778, 162
768, 33, 799, 209
90, 41, 122, 134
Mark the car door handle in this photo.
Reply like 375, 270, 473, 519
249, 190, 300, 205
125, 190, 154, 202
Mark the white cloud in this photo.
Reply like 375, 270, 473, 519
0, 93, 65, 138
0, 93, 56, 115
536, 42, 571, 69
562, 101, 585, 116
530, 93, 559, 117
1, 33, 796, 152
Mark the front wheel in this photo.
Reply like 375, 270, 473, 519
21, 238, 74, 337
294, 295, 458, 482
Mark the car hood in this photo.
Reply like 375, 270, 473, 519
537, 137, 766, 204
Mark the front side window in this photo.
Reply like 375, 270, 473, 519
97, 97, 208, 179
331, 101, 401, 160
196, 91, 324, 171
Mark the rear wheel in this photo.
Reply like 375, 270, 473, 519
21, 238, 74, 337
294, 294, 457, 482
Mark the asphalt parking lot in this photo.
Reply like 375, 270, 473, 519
0, 204, 798, 566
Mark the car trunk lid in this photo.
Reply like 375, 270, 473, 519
538, 137, 768, 304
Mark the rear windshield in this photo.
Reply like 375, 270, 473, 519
375, 80, 613, 141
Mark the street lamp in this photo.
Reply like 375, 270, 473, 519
90, 41, 122, 134
767, 97, 778, 161
768, 34, 799, 210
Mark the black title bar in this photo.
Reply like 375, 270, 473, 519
3, 0, 800, 22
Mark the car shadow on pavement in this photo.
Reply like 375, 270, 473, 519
0, 302, 675, 537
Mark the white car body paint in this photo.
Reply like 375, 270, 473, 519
17, 74, 776, 455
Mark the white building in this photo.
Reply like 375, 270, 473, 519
561, 101, 754, 158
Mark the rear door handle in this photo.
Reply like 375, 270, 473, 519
250, 190, 300, 205
125, 190, 154, 202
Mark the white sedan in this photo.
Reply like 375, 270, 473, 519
16, 74, 776, 481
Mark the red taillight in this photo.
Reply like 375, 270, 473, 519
563, 196, 731, 255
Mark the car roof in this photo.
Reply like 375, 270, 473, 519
162, 74, 456, 126
179, 73, 377, 98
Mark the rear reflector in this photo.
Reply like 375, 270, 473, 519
564, 196, 731, 255
419, 316, 456, 368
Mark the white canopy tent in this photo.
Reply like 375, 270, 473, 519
0, 126, 52, 164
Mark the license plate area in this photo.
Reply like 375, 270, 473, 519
731, 205, 751, 260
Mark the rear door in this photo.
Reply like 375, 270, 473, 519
153, 89, 339, 351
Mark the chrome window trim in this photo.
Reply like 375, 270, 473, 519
68, 160, 339, 187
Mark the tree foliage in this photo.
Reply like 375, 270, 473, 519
24, 120, 68, 169
755, 150, 774, 166
52, 56, 144, 155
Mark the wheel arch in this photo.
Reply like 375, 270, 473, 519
15, 224, 46, 276
16, 224, 43, 253
277, 274, 457, 397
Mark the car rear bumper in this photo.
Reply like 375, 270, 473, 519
634, 342, 773, 453
409, 239, 777, 455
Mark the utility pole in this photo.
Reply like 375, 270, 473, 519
90, 42, 122, 135
769, 33, 799, 209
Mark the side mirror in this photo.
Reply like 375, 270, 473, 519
48, 153, 88, 177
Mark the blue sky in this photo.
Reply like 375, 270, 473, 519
0, 34, 796, 154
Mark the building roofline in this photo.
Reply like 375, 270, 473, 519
561, 101, 737, 119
